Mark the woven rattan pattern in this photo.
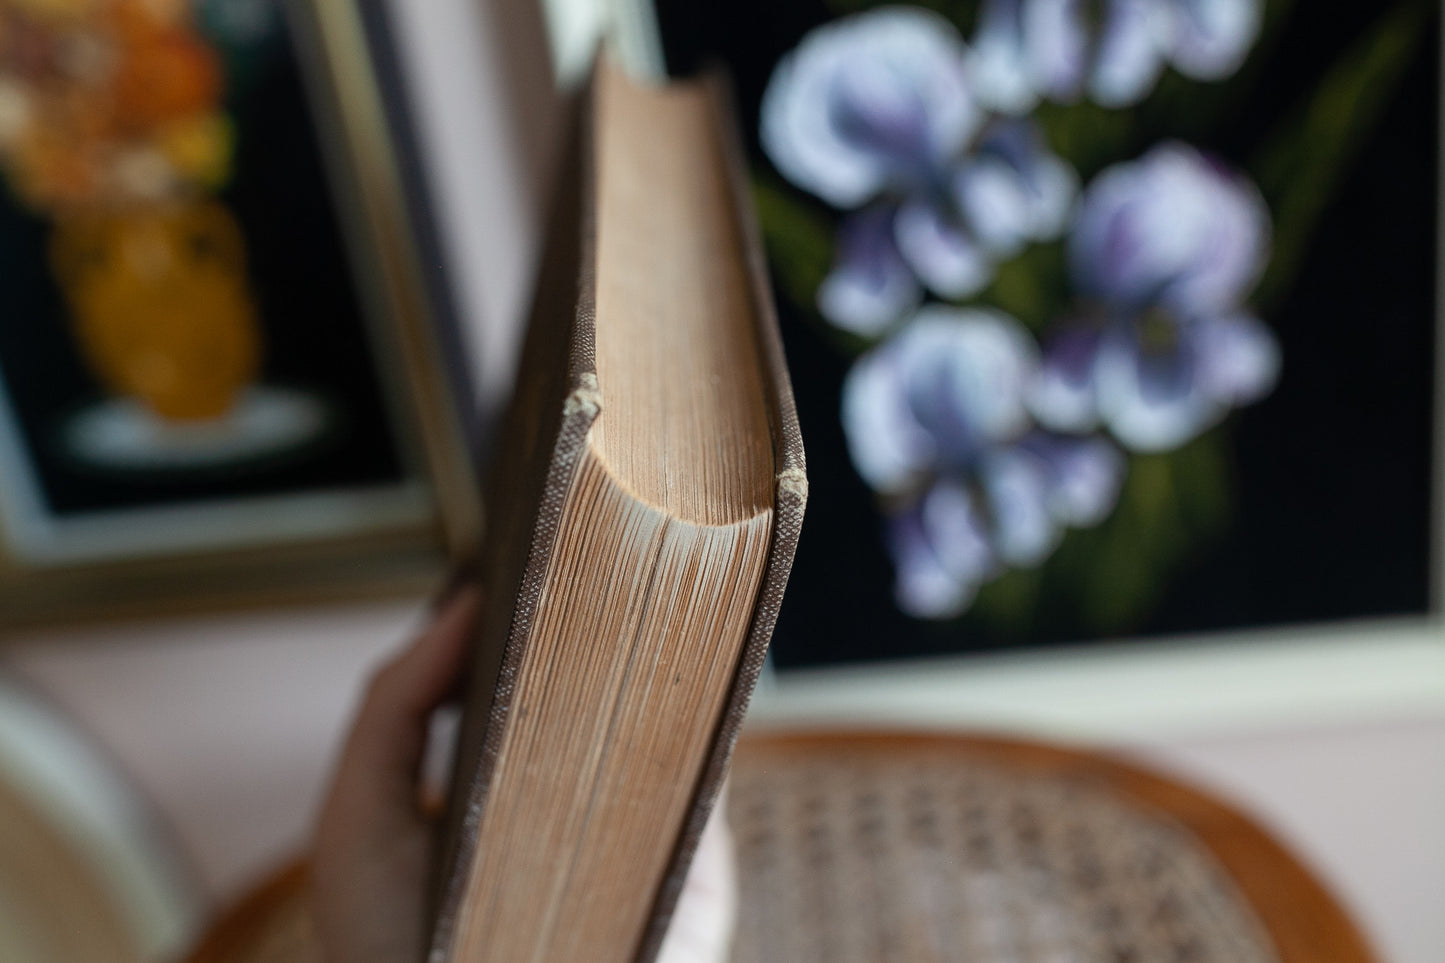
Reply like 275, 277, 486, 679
726, 747, 1279, 963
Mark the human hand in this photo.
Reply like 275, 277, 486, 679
309, 586, 735, 963
310, 586, 479, 963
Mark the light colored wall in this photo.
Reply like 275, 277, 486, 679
1127, 718, 1445, 963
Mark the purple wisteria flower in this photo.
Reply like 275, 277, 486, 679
842, 307, 1125, 617
888, 434, 1124, 616
1031, 143, 1278, 452
969, 0, 1263, 112
762, 7, 980, 208
762, 8, 1077, 335
843, 307, 1037, 493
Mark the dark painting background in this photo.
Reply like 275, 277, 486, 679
658, 0, 1439, 666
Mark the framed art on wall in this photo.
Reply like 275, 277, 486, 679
0, 0, 478, 626
627, 0, 1445, 731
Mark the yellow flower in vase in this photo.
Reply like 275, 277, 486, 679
51, 199, 263, 421
157, 111, 232, 190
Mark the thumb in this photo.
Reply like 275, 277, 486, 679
327, 587, 480, 825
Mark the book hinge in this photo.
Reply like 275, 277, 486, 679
777, 465, 807, 501
563, 372, 603, 417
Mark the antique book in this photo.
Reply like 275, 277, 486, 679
427, 58, 806, 963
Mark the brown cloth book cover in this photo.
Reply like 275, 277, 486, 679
426, 61, 806, 963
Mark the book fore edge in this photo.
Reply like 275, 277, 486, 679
630, 67, 807, 963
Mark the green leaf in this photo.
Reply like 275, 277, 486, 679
970, 565, 1042, 633
1034, 100, 1139, 182
1250, 0, 1432, 310
975, 240, 1069, 332
1075, 456, 1183, 633
752, 175, 835, 317
1170, 430, 1234, 536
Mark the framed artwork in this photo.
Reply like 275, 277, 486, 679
0, 0, 478, 625
647, 0, 1444, 712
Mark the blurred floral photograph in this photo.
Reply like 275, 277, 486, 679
658, 0, 1439, 660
